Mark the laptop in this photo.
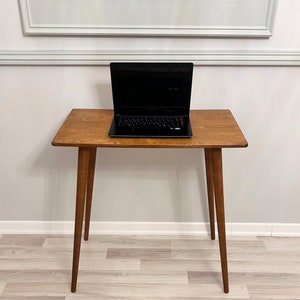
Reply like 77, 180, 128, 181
109, 62, 193, 138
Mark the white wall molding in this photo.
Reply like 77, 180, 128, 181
1, 221, 300, 237
1, 50, 300, 66
19, 0, 277, 38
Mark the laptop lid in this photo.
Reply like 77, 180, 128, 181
110, 62, 193, 117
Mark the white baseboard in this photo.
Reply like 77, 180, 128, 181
272, 223, 300, 237
0, 221, 300, 237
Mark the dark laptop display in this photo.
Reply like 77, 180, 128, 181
109, 62, 193, 137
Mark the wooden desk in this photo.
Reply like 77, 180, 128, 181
52, 109, 248, 294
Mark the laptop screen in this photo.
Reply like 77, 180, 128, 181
110, 62, 193, 116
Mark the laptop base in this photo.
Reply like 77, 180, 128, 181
109, 118, 193, 138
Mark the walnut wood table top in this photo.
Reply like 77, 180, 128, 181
52, 109, 248, 149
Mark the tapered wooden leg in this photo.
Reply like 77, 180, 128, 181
204, 148, 215, 240
71, 147, 90, 293
84, 147, 97, 241
211, 148, 229, 294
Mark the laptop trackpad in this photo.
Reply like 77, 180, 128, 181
131, 127, 160, 136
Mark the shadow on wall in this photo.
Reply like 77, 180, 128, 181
18, 125, 78, 222
94, 148, 209, 222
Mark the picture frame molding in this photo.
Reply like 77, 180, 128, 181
18, 0, 278, 38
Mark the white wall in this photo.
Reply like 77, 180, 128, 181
1, 0, 300, 226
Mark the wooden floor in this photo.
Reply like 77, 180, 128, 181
0, 234, 300, 299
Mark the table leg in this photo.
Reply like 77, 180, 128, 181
204, 149, 215, 240
71, 147, 90, 293
84, 147, 97, 241
211, 148, 229, 294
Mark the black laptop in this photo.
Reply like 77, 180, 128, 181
109, 62, 193, 137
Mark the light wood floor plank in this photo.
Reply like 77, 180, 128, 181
0, 247, 73, 259
0, 257, 140, 271
2, 282, 70, 297
258, 236, 300, 251
172, 249, 300, 262
141, 259, 223, 272
168, 284, 249, 298
141, 259, 300, 273
43, 236, 171, 249
248, 285, 300, 299
0, 270, 187, 285
0, 258, 71, 271
171, 239, 266, 250
188, 271, 300, 286
0, 282, 6, 296
0, 270, 70, 283
107, 248, 171, 259
0, 247, 106, 259
0, 235, 46, 247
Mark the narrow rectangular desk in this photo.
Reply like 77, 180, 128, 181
52, 109, 248, 294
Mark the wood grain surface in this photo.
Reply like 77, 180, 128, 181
52, 109, 248, 148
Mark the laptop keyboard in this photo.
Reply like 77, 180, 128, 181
118, 116, 184, 130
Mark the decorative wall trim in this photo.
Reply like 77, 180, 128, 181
19, 0, 278, 38
1, 221, 300, 237
1, 50, 300, 66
